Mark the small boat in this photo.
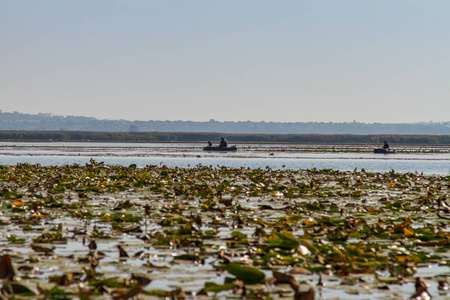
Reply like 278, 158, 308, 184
374, 148, 396, 154
203, 145, 237, 152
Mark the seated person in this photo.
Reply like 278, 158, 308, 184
219, 137, 228, 147
383, 141, 390, 150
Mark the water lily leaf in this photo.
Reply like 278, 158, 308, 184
403, 227, 415, 236
131, 273, 152, 286
173, 254, 199, 261
7, 234, 26, 244
201, 282, 237, 293
268, 230, 299, 250
231, 231, 247, 241
2, 282, 36, 296
33, 231, 67, 243
141, 171, 151, 179
37, 284, 73, 298
219, 199, 233, 206
145, 261, 169, 269
288, 267, 312, 275
31, 244, 54, 253
146, 288, 183, 298
31, 212, 51, 218
272, 270, 295, 284
303, 220, 317, 226
13, 200, 24, 206
112, 283, 142, 300
222, 263, 265, 284
286, 214, 303, 222
88, 277, 121, 288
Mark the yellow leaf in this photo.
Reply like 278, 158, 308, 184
303, 220, 317, 226
286, 215, 303, 222
32, 213, 51, 218
403, 227, 415, 236
13, 200, 24, 206
396, 256, 406, 263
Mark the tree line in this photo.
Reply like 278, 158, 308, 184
0, 110, 449, 135
0, 130, 449, 145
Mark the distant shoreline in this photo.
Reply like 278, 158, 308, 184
0, 130, 449, 145
1, 111, 449, 135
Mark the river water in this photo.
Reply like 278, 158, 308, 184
0, 142, 449, 175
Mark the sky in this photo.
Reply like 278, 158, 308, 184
1, 1, 449, 123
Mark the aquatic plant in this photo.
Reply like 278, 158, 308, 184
0, 162, 448, 299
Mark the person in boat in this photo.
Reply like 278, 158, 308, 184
219, 137, 228, 148
208, 141, 212, 147
383, 140, 390, 150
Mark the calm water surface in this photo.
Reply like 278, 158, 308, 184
0, 142, 449, 175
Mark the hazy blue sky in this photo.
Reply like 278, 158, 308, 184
1, 1, 449, 123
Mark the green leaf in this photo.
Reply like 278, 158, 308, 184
231, 231, 247, 241
202, 282, 237, 293
2, 282, 37, 296
267, 230, 299, 250
223, 263, 265, 284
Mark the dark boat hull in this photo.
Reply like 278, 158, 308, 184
203, 146, 237, 151
374, 148, 396, 154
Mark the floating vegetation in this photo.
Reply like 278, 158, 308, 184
0, 161, 449, 299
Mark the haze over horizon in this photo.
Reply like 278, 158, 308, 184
1, 1, 449, 123
1, 109, 450, 125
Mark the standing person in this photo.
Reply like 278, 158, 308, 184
383, 140, 390, 150
219, 137, 228, 147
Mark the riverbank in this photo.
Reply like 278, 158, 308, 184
1, 130, 449, 145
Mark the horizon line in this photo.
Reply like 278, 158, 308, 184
1, 110, 449, 125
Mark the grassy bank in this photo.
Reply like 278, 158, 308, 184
0, 130, 450, 145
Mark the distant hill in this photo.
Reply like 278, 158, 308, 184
0, 110, 449, 135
